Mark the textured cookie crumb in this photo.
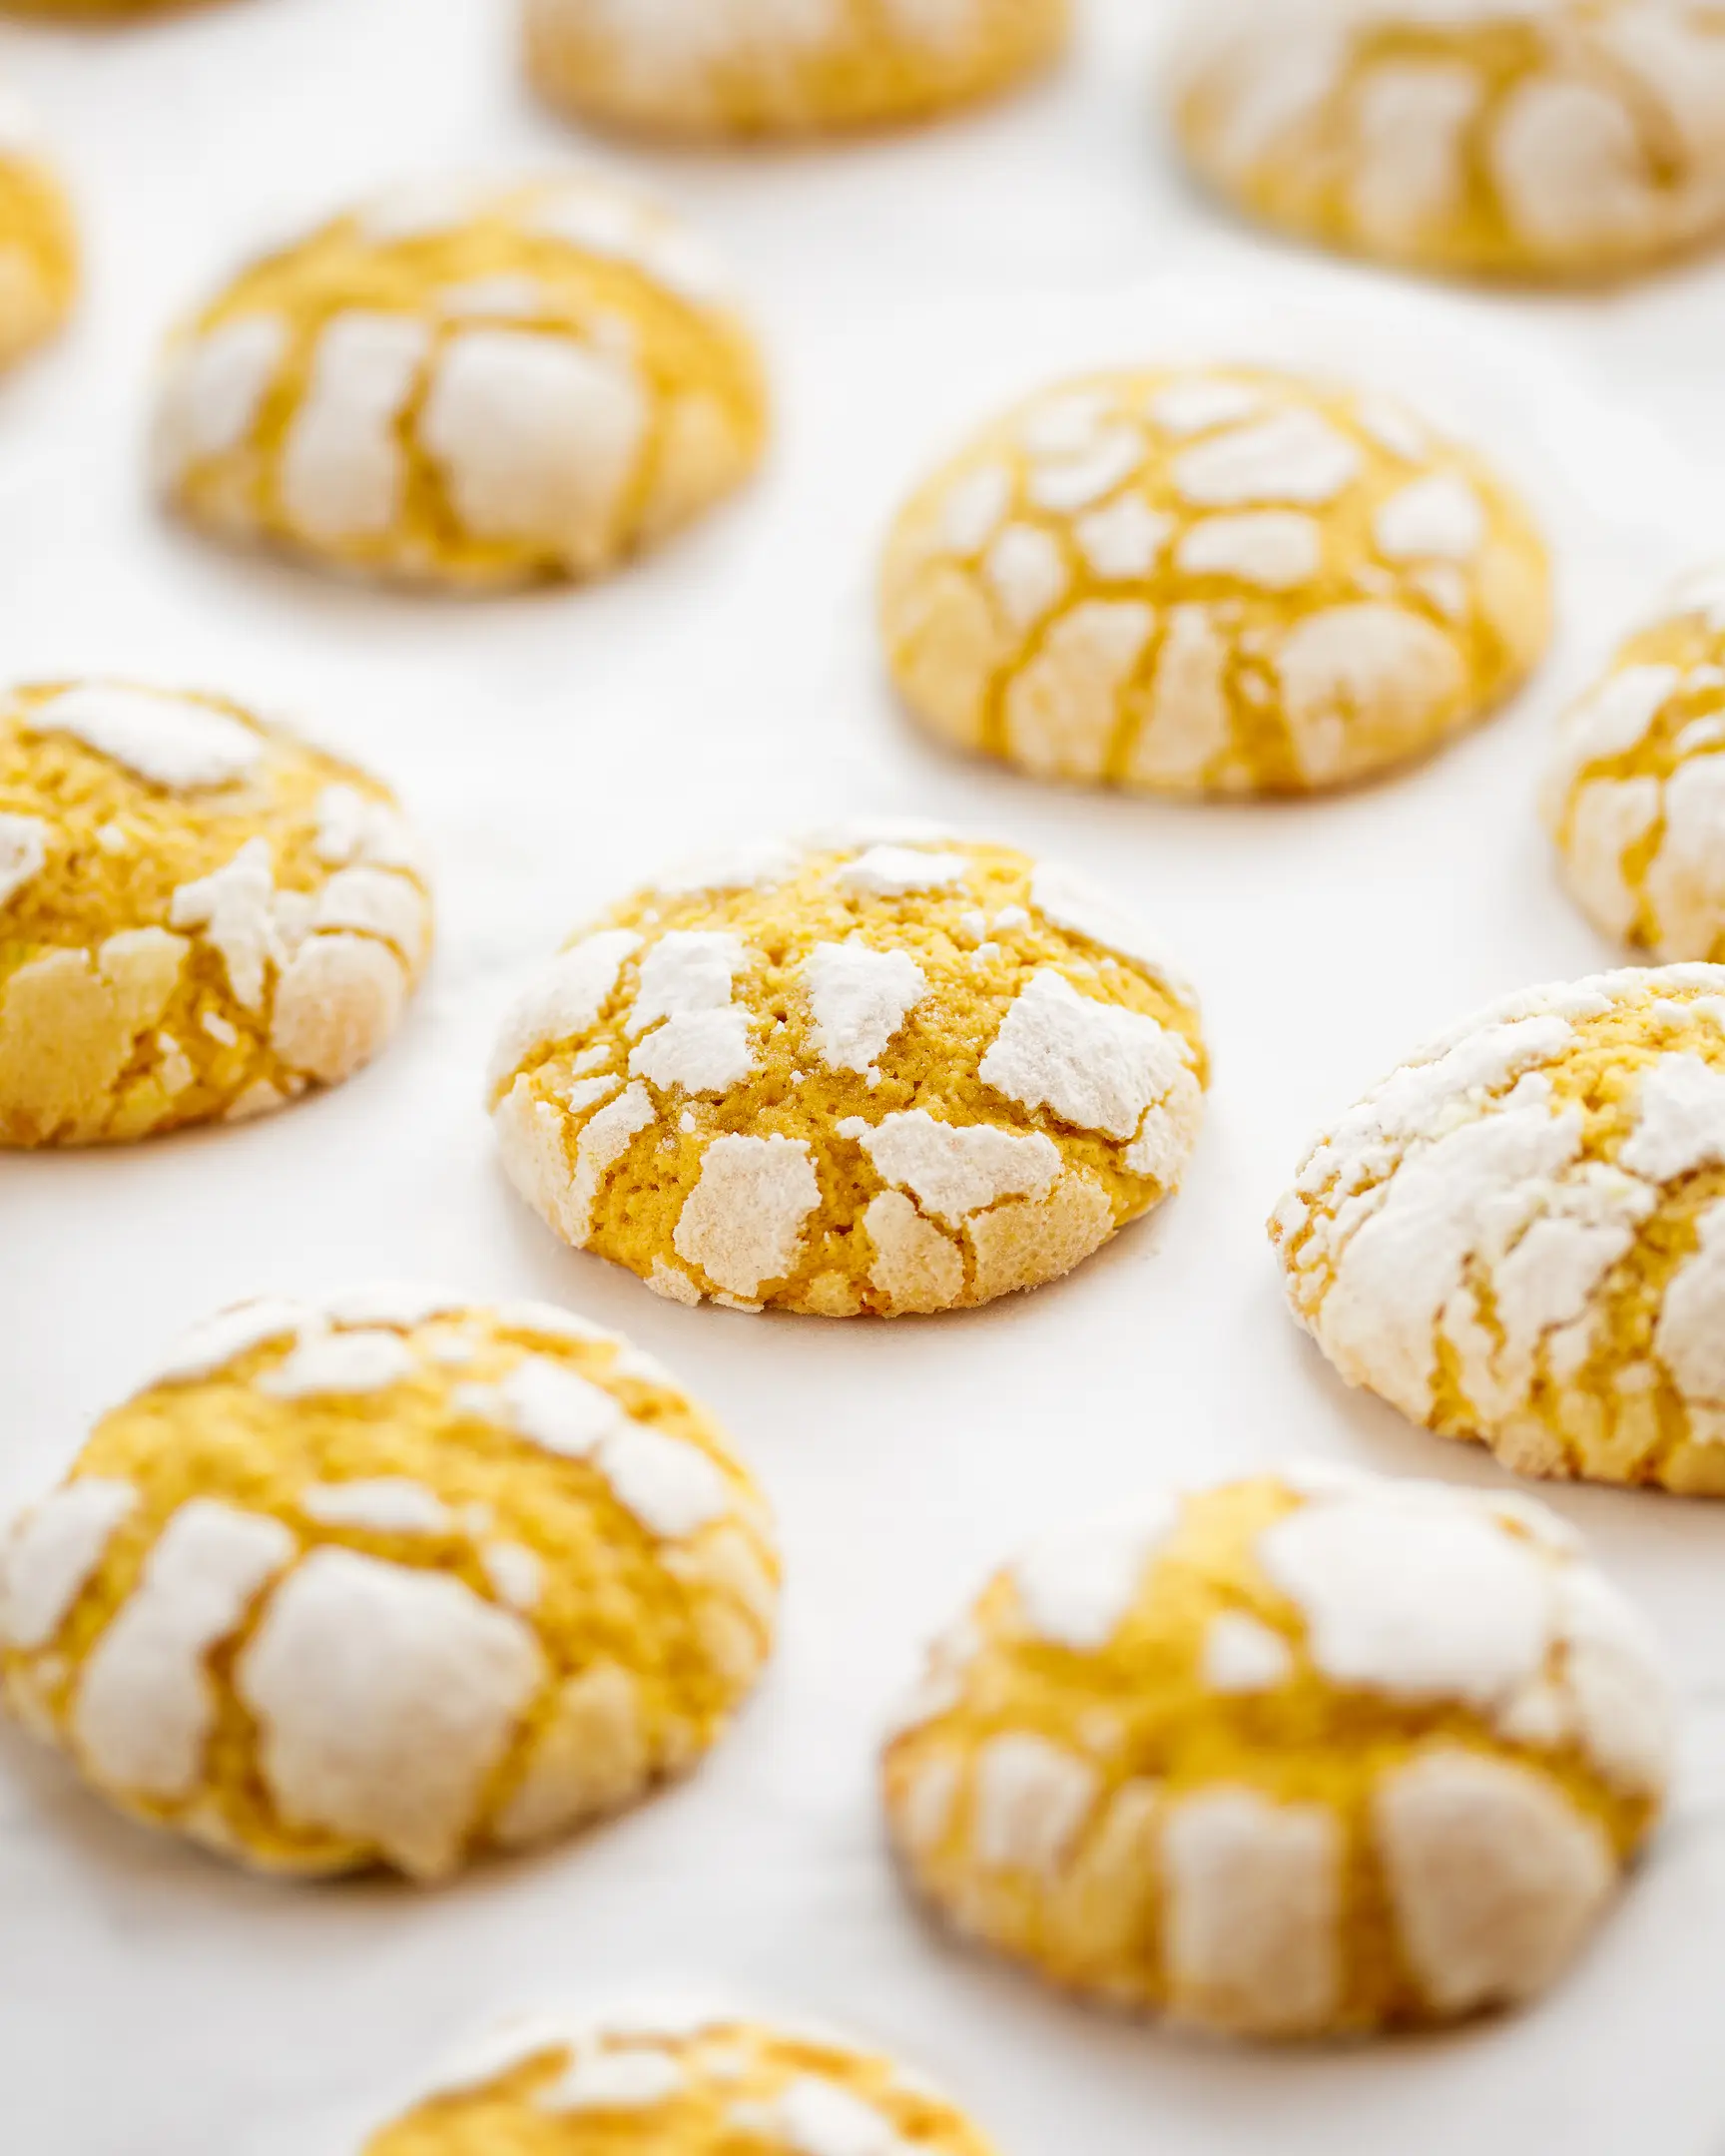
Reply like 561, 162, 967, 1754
153, 173, 767, 590
883, 1469, 1670, 2036
1171, 0, 1725, 283
879, 366, 1547, 796
1272, 962, 1725, 1493
524, 0, 1069, 140
0, 1288, 778, 1879
487, 829, 1207, 1316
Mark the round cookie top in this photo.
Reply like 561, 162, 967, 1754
882, 1468, 1671, 2036
487, 826, 1207, 1317
878, 365, 1548, 797
0, 679, 431, 1146
0, 90, 75, 369
1272, 963, 1725, 1492
152, 173, 767, 590
0, 1287, 778, 1879
366, 2003, 997, 2153
524, 0, 1069, 140
1545, 569, 1725, 961
1171, 0, 1725, 282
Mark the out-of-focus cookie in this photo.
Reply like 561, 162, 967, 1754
884, 1469, 1671, 2035
364, 2003, 998, 2152
525, 0, 1068, 140
0, 679, 431, 1146
0, 1289, 778, 1879
153, 174, 766, 589
486, 826, 1207, 1316
879, 366, 1548, 796
1545, 569, 1725, 961
1273, 963, 1725, 1493
0, 91, 74, 369
1170, 0, 1725, 283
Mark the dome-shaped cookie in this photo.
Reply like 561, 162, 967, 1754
0, 1288, 778, 1879
1272, 964, 1725, 1493
152, 174, 767, 591
524, 0, 1068, 140
365, 2003, 997, 2153
1544, 570, 1725, 961
487, 827, 1207, 1317
1170, 0, 1725, 283
0, 680, 431, 1146
883, 1468, 1671, 2036
878, 367, 1548, 797
0, 93, 75, 369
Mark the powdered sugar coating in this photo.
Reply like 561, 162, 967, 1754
489, 834, 1206, 1315
883, 1468, 1669, 2035
881, 365, 1547, 797
154, 175, 766, 592
1274, 962, 1725, 1492
0, 1293, 778, 1880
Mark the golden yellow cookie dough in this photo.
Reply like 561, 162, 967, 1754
525, 0, 1068, 140
487, 826, 1207, 1317
152, 173, 767, 590
1544, 569, 1725, 962
0, 1288, 779, 1880
883, 1468, 1671, 2037
879, 366, 1548, 797
366, 2004, 997, 2154
0, 94, 74, 368
1171, 0, 1725, 283
0, 679, 431, 1147
1273, 963, 1725, 1493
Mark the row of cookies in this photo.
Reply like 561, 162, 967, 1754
0, 1285, 1678, 2044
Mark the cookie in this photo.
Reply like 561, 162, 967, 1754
364, 2003, 996, 2153
487, 827, 1207, 1317
883, 1468, 1671, 2036
0, 680, 431, 1146
1170, 0, 1725, 283
878, 366, 1548, 796
0, 1288, 778, 1879
152, 174, 767, 590
1545, 569, 1725, 961
1273, 964, 1725, 1493
0, 92, 75, 370
524, 0, 1068, 140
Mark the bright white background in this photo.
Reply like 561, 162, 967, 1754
4, 0, 1725, 2148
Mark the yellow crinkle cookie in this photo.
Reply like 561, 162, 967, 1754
1272, 964, 1725, 1493
365, 2004, 997, 2154
524, 0, 1068, 140
0, 679, 431, 1146
152, 174, 767, 590
1545, 569, 1725, 961
0, 1287, 779, 1880
487, 827, 1207, 1317
883, 1468, 1671, 2036
1170, 0, 1725, 283
0, 94, 75, 369
878, 366, 1548, 797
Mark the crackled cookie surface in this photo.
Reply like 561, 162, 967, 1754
1273, 964, 1725, 1492
0, 680, 430, 1146
525, 0, 1068, 140
1172, 0, 1725, 282
0, 94, 74, 369
879, 367, 1547, 796
366, 2004, 996, 2153
487, 828, 1207, 1317
153, 174, 766, 589
0, 1288, 778, 1879
883, 1468, 1670, 2036
1545, 570, 1725, 962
